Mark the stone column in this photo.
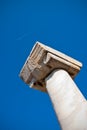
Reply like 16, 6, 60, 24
20, 42, 87, 130
46, 69, 87, 130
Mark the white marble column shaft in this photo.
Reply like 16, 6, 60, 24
45, 70, 87, 130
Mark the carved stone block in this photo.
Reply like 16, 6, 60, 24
19, 41, 82, 92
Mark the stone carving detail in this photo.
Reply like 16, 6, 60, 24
19, 41, 82, 92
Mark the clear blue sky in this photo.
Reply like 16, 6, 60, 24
0, 0, 87, 130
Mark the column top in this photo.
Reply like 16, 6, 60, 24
19, 41, 82, 92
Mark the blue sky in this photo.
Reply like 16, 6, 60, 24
0, 0, 87, 130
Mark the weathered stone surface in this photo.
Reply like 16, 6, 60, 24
45, 70, 87, 130
19, 41, 82, 92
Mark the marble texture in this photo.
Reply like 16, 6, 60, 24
19, 42, 82, 91
46, 70, 87, 130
